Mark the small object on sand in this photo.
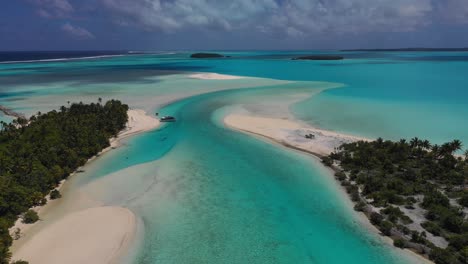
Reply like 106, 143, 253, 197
305, 133, 315, 139
160, 116, 176, 122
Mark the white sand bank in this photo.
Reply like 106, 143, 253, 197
12, 206, 136, 264
224, 114, 368, 157
189, 73, 244, 80
118, 109, 160, 139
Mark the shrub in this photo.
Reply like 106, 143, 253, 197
421, 221, 442, 236
393, 238, 406, 248
50, 189, 61, 200
354, 201, 366, 212
378, 220, 393, 236
22, 210, 39, 224
322, 157, 333, 167
459, 192, 468, 207
370, 212, 383, 225
429, 248, 457, 264
334, 171, 346, 181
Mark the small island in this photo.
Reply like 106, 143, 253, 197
322, 138, 468, 264
292, 55, 344, 60
190, 53, 226, 58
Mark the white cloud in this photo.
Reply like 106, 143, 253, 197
61, 23, 95, 39
98, 0, 467, 37
30, 0, 74, 18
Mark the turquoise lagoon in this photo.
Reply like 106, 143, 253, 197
2, 51, 468, 263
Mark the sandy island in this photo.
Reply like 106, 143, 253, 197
224, 114, 367, 157
10, 109, 159, 263
13, 207, 136, 264
189, 73, 244, 80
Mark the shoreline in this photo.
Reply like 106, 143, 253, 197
223, 114, 433, 264
10, 109, 160, 263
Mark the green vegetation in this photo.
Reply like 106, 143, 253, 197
0, 100, 128, 264
326, 138, 468, 264
10, 261, 28, 264
49, 189, 61, 200
21, 210, 38, 224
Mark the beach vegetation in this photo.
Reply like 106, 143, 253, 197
0, 99, 128, 264
49, 189, 61, 200
327, 138, 468, 263
393, 238, 406, 248
21, 210, 38, 224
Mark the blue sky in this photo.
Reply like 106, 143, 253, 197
1, 0, 468, 50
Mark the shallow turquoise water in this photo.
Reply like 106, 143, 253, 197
58, 85, 423, 263
76, 88, 419, 263
2, 51, 467, 263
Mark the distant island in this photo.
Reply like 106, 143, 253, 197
0, 99, 129, 264
292, 55, 344, 60
190, 53, 226, 58
323, 138, 468, 264
342, 48, 468, 52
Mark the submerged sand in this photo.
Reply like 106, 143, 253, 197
12, 207, 136, 264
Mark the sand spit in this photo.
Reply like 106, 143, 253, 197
12, 206, 136, 264
189, 73, 244, 80
224, 114, 367, 157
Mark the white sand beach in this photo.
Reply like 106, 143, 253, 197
189, 73, 244, 80
12, 206, 136, 264
117, 109, 160, 140
224, 114, 368, 157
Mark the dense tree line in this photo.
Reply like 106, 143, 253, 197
325, 138, 468, 264
0, 99, 128, 263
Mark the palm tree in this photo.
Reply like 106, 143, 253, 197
410, 137, 420, 148
431, 144, 440, 158
421, 140, 432, 150
450, 140, 463, 152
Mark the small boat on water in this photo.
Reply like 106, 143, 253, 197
160, 116, 176, 122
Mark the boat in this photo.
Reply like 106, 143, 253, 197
160, 116, 176, 122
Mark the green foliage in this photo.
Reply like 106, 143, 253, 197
0, 99, 128, 263
393, 238, 406, 248
49, 189, 61, 200
10, 260, 29, 264
328, 138, 468, 260
459, 192, 468, 208
378, 220, 393, 236
369, 212, 383, 225
21, 210, 38, 224
421, 221, 442, 236
429, 248, 459, 264
381, 206, 413, 224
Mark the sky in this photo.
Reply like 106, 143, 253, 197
1, 0, 468, 51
